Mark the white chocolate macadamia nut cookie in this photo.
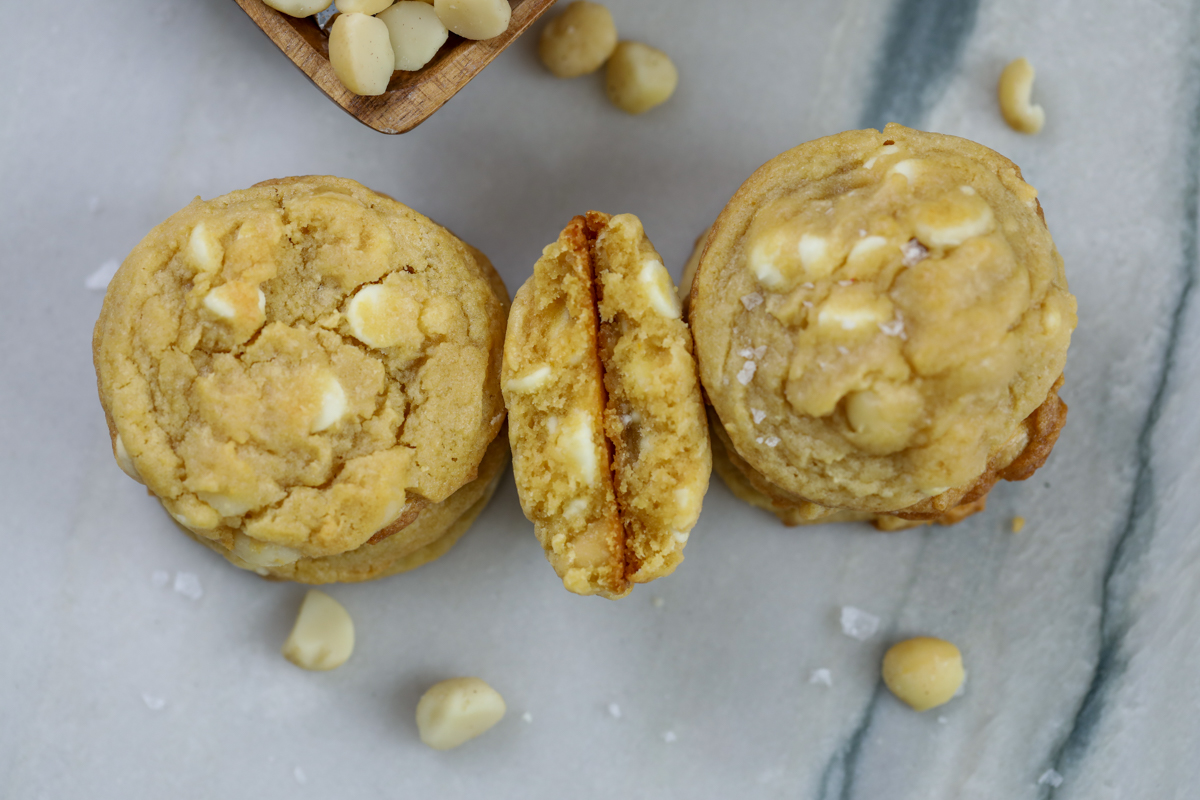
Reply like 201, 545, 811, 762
503, 212, 710, 599
691, 124, 1076, 522
94, 176, 509, 582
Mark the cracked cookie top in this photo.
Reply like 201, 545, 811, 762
94, 176, 508, 561
691, 124, 1076, 512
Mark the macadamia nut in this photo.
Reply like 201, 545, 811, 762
998, 57, 1045, 135
605, 41, 677, 114
379, 1, 450, 71
338, 0, 394, 13
434, 0, 512, 41
282, 590, 355, 672
538, 1, 618, 78
881, 637, 964, 711
263, 0, 333, 17
415, 677, 507, 750
329, 13, 396, 97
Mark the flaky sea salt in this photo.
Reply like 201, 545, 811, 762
809, 668, 833, 687
86, 259, 120, 290
901, 238, 929, 267
751, 409, 766, 424
663, 731, 677, 743
1037, 769, 1064, 788
740, 292, 764, 311
173, 572, 203, 601
836, 346, 850, 355
608, 703, 622, 719
879, 317, 906, 338
764, 436, 780, 448
736, 361, 757, 385
838, 280, 855, 287
840, 606, 880, 641
142, 694, 166, 711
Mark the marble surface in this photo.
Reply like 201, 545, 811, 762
2, 0, 1198, 797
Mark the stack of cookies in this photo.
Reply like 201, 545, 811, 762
93, 176, 509, 583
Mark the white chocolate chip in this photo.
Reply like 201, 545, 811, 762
914, 191, 996, 248
113, 432, 142, 483
845, 236, 890, 274
797, 234, 837, 279
231, 534, 302, 569
311, 375, 347, 433
202, 286, 238, 319
434, 0, 511, 40
262, 0, 333, 16
561, 411, 598, 486
185, 222, 222, 273
639, 258, 682, 319
505, 365, 552, 393
196, 491, 256, 518
346, 284, 424, 349
379, 2, 449, 71
889, 159, 924, 183
282, 590, 355, 672
816, 290, 893, 333
863, 143, 899, 169
329, 13, 395, 97
672, 530, 689, 544
564, 498, 589, 518
416, 677, 507, 750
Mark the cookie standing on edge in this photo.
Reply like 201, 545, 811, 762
93, 176, 509, 582
503, 212, 710, 598
689, 124, 1076, 527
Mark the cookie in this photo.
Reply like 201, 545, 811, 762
182, 433, 510, 583
94, 176, 509, 577
502, 212, 710, 598
690, 124, 1076, 517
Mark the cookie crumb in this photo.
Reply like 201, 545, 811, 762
86, 259, 120, 291
151, 570, 170, 588
809, 668, 833, 687
840, 606, 880, 641
736, 361, 757, 385
740, 292, 764, 311
173, 572, 203, 601
294, 767, 308, 785
663, 730, 677, 743
1011, 516, 1026, 533
1037, 769, 1064, 788
141, 693, 166, 711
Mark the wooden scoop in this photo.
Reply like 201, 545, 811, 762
234, 0, 557, 134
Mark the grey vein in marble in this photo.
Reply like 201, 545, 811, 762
860, 0, 981, 130
1046, 12, 1200, 797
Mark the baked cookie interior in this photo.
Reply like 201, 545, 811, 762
503, 212, 710, 598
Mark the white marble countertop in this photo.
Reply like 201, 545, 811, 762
3, 0, 1198, 797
